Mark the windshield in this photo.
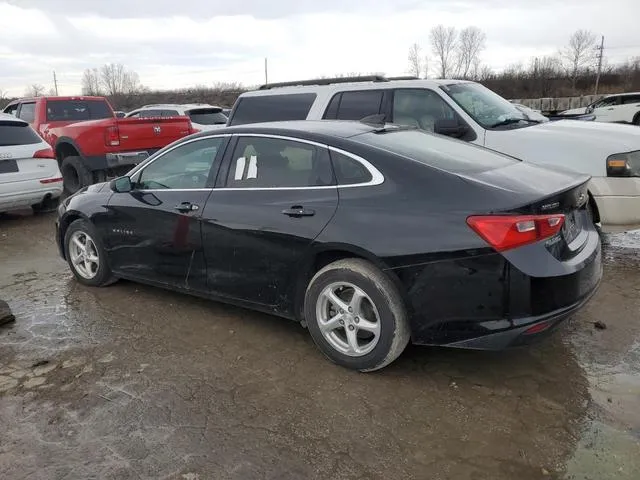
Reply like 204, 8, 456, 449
356, 129, 517, 174
187, 108, 228, 125
441, 83, 530, 129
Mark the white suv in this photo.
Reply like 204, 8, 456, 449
228, 75, 640, 232
125, 103, 228, 132
559, 92, 640, 125
0, 113, 63, 214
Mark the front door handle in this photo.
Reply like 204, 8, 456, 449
174, 202, 199, 213
282, 206, 315, 217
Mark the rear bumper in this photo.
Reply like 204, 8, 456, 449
589, 177, 640, 231
105, 151, 150, 168
0, 179, 63, 211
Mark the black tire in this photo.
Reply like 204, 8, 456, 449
31, 196, 59, 214
633, 113, 640, 126
64, 219, 117, 287
304, 258, 410, 372
61, 156, 92, 195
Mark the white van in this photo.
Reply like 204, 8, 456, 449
228, 76, 640, 232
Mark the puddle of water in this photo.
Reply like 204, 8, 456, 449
603, 229, 640, 250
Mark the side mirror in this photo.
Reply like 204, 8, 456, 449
109, 176, 133, 193
434, 119, 469, 138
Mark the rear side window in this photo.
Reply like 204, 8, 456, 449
226, 136, 333, 188
357, 130, 517, 174
622, 95, 640, 104
187, 108, 228, 125
18, 103, 36, 123
46, 100, 113, 121
0, 122, 42, 146
330, 150, 372, 185
325, 91, 383, 121
229, 93, 316, 126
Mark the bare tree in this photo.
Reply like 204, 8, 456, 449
100, 63, 141, 96
81, 68, 102, 95
562, 30, 597, 92
407, 43, 423, 78
456, 26, 486, 79
429, 25, 458, 78
24, 84, 46, 97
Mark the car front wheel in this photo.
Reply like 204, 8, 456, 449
304, 258, 410, 372
64, 219, 116, 287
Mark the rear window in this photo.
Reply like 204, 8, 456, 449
187, 108, 228, 125
357, 129, 517, 174
229, 93, 316, 126
0, 122, 42, 146
46, 100, 113, 121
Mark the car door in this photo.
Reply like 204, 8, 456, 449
591, 96, 620, 122
200, 134, 338, 310
102, 135, 229, 290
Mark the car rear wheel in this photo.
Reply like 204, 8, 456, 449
304, 258, 410, 372
61, 156, 92, 195
64, 219, 117, 287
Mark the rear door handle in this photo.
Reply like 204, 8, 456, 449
282, 206, 315, 217
174, 202, 199, 213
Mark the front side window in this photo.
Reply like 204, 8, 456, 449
592, 97, 618, 109
393, 89, 456, 132
3, 104, 19, 116
226, 136, 333, 188
442, 82, 529, 129
137, 137, 223, 190
18, 103, 36, 123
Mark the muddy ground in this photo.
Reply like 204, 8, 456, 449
0, 211, 638, 480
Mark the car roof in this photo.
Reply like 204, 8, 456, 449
239, 78, 473, 98
605, 92, 640, 98
190, 120, 386, 140
136, 103, 221, 110
10, 96, 105, 103
0, 113, 28, 125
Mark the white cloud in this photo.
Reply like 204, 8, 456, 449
0, 0, 639, 97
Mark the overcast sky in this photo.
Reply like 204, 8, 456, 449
1, 0, 639, 96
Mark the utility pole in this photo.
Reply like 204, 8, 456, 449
53, 71, 59, 96
594, 35, 604, 95
264, 58, 268, 85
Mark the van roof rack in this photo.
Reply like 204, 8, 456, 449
258, 75, 390, 90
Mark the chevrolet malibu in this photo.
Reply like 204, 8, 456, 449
55, 121, 602, 371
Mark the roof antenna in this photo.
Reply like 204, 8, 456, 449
359, 113, 387, 126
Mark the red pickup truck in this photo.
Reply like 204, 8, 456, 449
2, 96, 194, 193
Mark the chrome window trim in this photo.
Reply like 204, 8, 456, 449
127, 132, 385, 193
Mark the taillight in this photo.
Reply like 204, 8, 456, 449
466, 214, 565, 252
33, 148, 56, 159
104, 126, 120, 146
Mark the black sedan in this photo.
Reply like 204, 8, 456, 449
55, 120, 602, 371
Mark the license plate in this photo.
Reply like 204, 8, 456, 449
563, 210, 580, 243
0, 159, 18, 174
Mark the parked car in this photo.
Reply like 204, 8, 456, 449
55, 120, 602, 371
2, 96, 195, 194
227, 76, 640, 232
0, 113, 62, 213
125, 104, 228, 132
558, 92, 640, 125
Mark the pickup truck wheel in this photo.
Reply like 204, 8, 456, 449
61, 156, 92, 195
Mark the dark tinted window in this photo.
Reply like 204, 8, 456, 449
226, 136, 333, 188
229, 93, 316, 126
187, 108, 228, 125
621, 95, 640, 104
138, 137, 223, 190
3, 104, 19, 116
330, 150, 372, 185
46, 100, 112, 121
18, 103, 36, 123
161, 110, 180, 116
357, 129, 516, 174
0, 122, 42, 146
334, 91, 383, 120
323, 94, 341, 119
